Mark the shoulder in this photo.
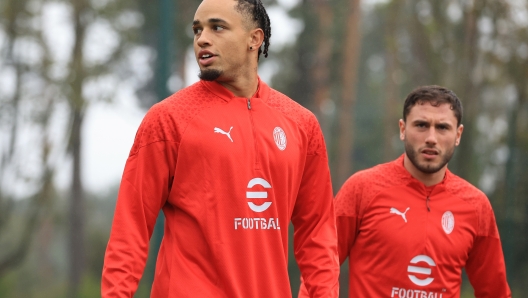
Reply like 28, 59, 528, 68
129, 82, 216, 155
446, 173, 490, 208
335, 160, 400, 216
266, 88, 318, 129
338, 161, 398, 197
446, 173, 497, 237
265, 88, 323, 154
159, 81, 212, 107
146, 81, 209, 116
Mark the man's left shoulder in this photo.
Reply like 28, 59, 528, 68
265, 88, 317, 123
447, 173, 501, 237
446, 173, 492, 210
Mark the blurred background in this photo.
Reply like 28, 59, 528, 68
0, 0, 527, 297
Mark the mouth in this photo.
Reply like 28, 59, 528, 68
198, 51, 216, 66
421, 148, 439, 159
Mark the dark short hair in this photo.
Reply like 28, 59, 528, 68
235, 0, 271, 60
403, 85, 463, 126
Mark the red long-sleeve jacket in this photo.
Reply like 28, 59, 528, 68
102, 79, 339, 297
334, 155, 510, 297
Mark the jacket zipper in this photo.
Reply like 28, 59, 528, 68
424, 195, 431, 257
247, 98, 260, 169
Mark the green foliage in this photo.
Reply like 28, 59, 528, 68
78, 274, 103, 298
273, 0, 528, 294
0, 271, 16, 298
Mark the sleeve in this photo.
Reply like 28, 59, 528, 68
292, 122, 339, 298
465, 200, 511, 298
297, 166, 363, 297
101, 110, 178, 297
334, 182, 361, 265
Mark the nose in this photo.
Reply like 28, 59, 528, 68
425, 127, 437, 145
196, 29, 211, 48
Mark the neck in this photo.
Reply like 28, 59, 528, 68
218, 69, 259, 98
403, 154, 447, 187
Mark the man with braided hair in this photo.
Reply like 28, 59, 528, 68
101, 0, 339, 297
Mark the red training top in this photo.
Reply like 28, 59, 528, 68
101, 79, 339, 298
335, 155, 510, 297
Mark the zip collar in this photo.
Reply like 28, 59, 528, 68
200, 77, 271, 102
393, 154, 451, 196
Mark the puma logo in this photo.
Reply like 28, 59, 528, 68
214, 126, 233, 142
390, 207, 410, 223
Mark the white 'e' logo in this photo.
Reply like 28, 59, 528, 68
246, 178, 272, 212
407, 255, 436, 286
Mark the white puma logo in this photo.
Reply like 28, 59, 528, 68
214, 126, 233, 142
390, 207, 410, 223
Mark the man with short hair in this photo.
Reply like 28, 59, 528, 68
101, 0, 339, 297
330, 86, 510, 297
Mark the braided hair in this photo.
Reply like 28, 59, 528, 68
235, 0, 271, 60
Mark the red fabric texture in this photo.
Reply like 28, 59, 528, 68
102, 79, 339, 298
333, 155, 511, 297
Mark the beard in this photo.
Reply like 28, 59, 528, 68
198, 69, 222, 81
404, 141, 455, 174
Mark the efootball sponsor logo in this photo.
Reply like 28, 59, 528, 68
408, 255, 436, 286
246, 178, 272, 212
234, 217, 280, 230
390, 287, 445, 298
390, 255, 446, 297
234, 178, 280, 230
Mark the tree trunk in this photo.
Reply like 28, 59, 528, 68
311, 0, 334, 126
68, 109, 85, 297
451, 2, 479, 182
0, 0, 53, 278
383, 0, 403, 161
68, 0, 88, 296
503, 63, 528, 281
335, 0, 362, 187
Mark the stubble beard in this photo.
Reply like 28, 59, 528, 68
199, 68, 223, 81
404, 141, 455, 174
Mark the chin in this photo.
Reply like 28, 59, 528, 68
199, 68, 222, 81
419, 164, 443, 174
416, 157, 448, 174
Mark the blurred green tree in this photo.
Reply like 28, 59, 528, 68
0, 0, 147, 296
274, 0, 528, 295
0, 0, 56, 280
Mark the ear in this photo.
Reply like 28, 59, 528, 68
455, 124, 464, 146
248, 28, 264, 51
399, 119, 406, 140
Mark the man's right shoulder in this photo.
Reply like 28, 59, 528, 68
335, 159, 406, 213
143, 81, 218, 123
341, 160, 396, 191
335, 163, 386, 217
155, 81, 209, 107
129, 82, 215, 155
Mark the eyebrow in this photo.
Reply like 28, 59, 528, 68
192, 18, 229, 26
436, 122, 453, 128
412, 119, 453, 127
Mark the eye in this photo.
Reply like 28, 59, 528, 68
193, 27, 202, 35
213, 25, 224, 31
